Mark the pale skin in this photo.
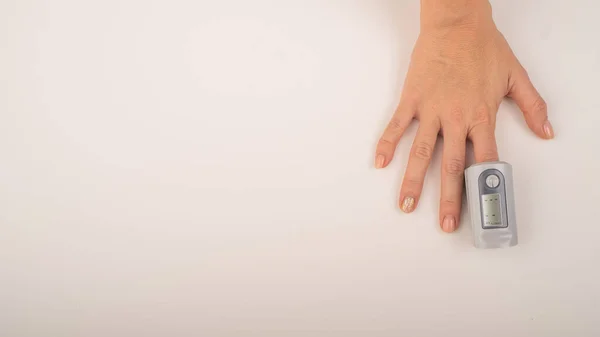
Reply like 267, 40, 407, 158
375, 0, 554, 233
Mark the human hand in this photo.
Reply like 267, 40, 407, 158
375, 0, 554, 233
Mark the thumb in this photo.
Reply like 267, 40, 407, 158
508, 63, 555, 139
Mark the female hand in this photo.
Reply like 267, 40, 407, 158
375, 0, 554, 233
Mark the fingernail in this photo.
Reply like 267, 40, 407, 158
375, 155, 385, 169
543, 121, 554, 139
401, 196, 415, 213
442, 216, 456, 233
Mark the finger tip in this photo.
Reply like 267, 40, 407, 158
375, 154, 386, 169
400, 196, 416, 213
441, 215, 457, 233
543, 121, 555, 139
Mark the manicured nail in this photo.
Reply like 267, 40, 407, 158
442, 216, 456, 233
543, 121, 554, 139
401, 196, 415, 213
375, 155, 385, 169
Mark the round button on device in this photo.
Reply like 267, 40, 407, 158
486, 174, 500, 188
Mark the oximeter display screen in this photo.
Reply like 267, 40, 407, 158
481, 193, 502, 227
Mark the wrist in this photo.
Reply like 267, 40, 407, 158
420, 0, 494, 33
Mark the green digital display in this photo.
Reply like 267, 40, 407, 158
481, 193, 502, 227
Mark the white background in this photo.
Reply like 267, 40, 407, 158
1, 0, 599, 336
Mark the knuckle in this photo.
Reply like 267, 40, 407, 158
449, 106, 465, 124
529, 96, 548, 116
378, 138, 394, 148
440, 198, 460, 208
518, 65, 530, 78
444, 158, 465, 177
413, 142, 434, 161
404, 176, 423, 188
473, 105, 492, 125
388, 117, 407, 132
403, 93, 421, 107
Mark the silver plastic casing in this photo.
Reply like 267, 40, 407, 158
465, 161, 518, 249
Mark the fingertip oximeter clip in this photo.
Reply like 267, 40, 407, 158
465, 161, 518, 249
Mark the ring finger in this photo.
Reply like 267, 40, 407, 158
399, 118, 440, 213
